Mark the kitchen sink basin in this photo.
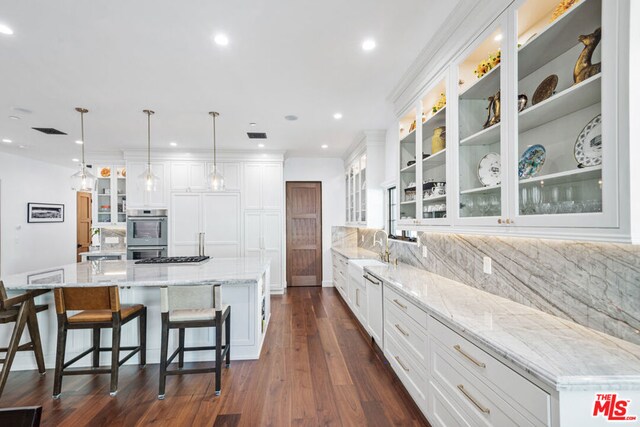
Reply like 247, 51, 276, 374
348, 258, 386, 280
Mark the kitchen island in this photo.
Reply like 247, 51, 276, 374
1, 257, 271, 369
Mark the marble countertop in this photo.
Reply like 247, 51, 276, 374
78, 250, 126, 256
331, 246, 379, 260
2, 257, 270, 290
363, 261, 640, 391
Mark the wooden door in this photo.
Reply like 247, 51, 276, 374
76, 192, 92, 262
286, 182, 322, 287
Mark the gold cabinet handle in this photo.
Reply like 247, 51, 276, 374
395, 356, 410, 372
393, 299, 407, 309
394, 323, 409, 336
457, 384, 490, 414
453, 344, 486, 368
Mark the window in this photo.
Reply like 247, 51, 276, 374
387, 186, 417, 242
388, 187, 398, 237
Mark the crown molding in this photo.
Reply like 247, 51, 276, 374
120, 148, 285, 162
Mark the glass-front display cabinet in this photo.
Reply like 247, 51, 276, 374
398, 108, 418, 224
455, 22, 506, 225
513, 0, 613, 228
94, 165, 127, 225
345, 152, 368, 225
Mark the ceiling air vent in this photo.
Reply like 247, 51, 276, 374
247, 132, 267, 139
32, 127, 67, 135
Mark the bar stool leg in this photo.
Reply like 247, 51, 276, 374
110, 321, 121, 396
25, 299, 46, 375
158, 313, 169, 400
215, 315, 222, 396
178, 328, 185, 368
225, 309, 231, 368
0, 302, 29, 398
92, 328, 101, 368
53, 318, 68, 398
139, 308, 147, 367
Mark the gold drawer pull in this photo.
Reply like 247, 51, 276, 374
454, 344, 486, 368
393, 299, 407, 309
395, 356, 409, 372
457, 384, 490, 414
394, 324, 409, 336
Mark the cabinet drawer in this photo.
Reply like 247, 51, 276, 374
385, 301, 429, 371
431, 341, 540, 426
384, 285, 428, 329
430, 318, 550, 425
429, 380, 475, 427
385, 330, 427, 411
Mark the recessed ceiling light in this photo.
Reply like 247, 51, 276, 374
258, 143, 265, 148
362, 39, 376, 51
0, 24, 14, 36
18, 145, 26, 149
249, 122, 257, 127
333, 112, 343, 120
71, 158, 79, 162
8, 115, 20, 120
214, 33, 229, 46
321, 144, 328, 149
2, 138, 12, 143
284, 115, 298, 121
75, 140, 83, 145
169, 142, 177, 147
494, 33, 503, 42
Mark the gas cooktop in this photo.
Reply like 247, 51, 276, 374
135, 256, 210, 264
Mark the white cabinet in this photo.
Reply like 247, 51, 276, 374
344, 131, 385, 228
244, 211, 283, 291
170, 162, 206, 191
126, 161, 168, 208
171, 192, 241, 257
171, 162, 241, 192
396, 0, 634, 242
243, 163, 283, 210
92, 165, 127, 226
332, 253, 349, 298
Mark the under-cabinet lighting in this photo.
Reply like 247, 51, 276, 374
494, 33, 503, 42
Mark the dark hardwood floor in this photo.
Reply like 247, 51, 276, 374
1, 288, 428, 426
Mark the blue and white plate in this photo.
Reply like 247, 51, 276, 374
518, 144, 546, 179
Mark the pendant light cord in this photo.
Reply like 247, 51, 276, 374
212, 113, 217, 170
147, 111, 151, 169
80, 111, 85, 165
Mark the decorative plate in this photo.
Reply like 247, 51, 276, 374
574, 114, 602, 167
100, 167, 111, 178
518, 144, 546, 179
477, 152, 501, 186
532, 74, 558, 105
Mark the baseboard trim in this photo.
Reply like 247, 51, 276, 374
322, 280, 334, 287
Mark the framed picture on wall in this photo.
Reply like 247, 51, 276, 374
27, 268, 65, 285
27, 203, 65, 223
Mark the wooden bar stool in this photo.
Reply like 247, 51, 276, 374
0, 281, 48, 398
158, 284, 230, 399
52, 286, 147, 398
0, 406, 42, 427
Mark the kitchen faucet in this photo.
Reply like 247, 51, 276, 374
373, 229, 391, 263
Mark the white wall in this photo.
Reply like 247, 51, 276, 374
284, 157, 345, 286
0, 152, 78, 276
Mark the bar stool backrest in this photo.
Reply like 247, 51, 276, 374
160, 285, 221, 313
0, 281, 8, 309
54, 286, 120, 314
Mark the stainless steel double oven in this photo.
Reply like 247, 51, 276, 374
126, 209, 168, 260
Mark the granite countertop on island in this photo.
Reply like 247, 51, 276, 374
364, 261, 640, 392
3, 257, 271, 290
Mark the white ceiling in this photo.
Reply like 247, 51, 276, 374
0, 0, 459, 166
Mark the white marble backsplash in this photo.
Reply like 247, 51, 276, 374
332, 226, 640, 346
100, 227, 126, 250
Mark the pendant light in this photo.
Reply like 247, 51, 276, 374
70, 107, 96, 191
207, 111, 225, 191
139, 109, 159, 193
